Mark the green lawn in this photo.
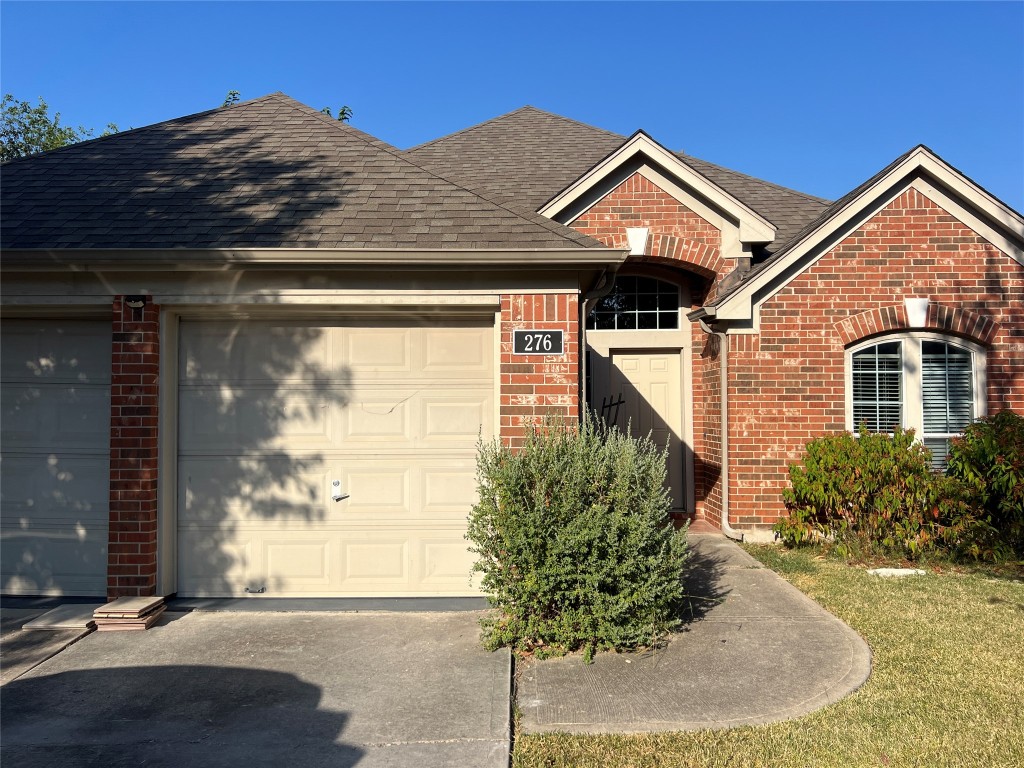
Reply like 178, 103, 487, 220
513, 546, 1024, 768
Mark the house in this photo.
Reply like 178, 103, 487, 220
2, 93, 1022, 600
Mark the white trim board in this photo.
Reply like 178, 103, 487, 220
539, 132, 776, 245
711, 148, 1024, 327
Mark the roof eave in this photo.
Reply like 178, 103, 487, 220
0, 246, 630, 271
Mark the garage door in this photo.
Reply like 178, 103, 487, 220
1, 319, 111, 596
177, 317, 494, 597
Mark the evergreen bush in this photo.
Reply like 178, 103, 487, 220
946, 411, 1024, 558
466, 415, 688, 662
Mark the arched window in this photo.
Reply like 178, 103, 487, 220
586, 276, 680, 330
848, 334, 985, 469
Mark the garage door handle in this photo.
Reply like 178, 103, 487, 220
331, 479, 349, 502
244, 586, 266, 594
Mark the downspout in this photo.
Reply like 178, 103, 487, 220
700, 318, 743, 542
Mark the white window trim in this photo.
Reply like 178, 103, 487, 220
845, 332, 987, 442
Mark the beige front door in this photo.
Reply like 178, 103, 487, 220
595, 350, 685, 514
176, 316, 494, 597
1, 319, 111, 596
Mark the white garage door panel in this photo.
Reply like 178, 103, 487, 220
2, 385, 111, 449
340, 322, 491, 380
0, 322, 111, 383
1, 532, 108, 596
179, 457, 328, 523
177, 318, 493, 597
177, 529, 253, 596
180, 321, 334, 384
179, 456, 478, 524
179, 388, 491, 452
1, 320, 110, 596
1, 455, 110, 520
178, 525, 478, 597
179, 387, 336, 451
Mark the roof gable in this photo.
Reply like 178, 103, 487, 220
538, 131, 777, 245
405, 107, 829, 252
0, 94, 608, 252
704, 145, 1024, 324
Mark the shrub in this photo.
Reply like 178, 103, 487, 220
946, 411, 1024, 558
466, 415, 687, 663
775, 427, 974, 559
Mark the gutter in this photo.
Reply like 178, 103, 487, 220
699, 318, 743, 542
0, 246, 628, 271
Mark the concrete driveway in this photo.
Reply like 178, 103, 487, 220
0, 611, 511, 768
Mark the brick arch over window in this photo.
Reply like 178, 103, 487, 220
629, 250, 718, 282
834, 303, 999, 347
646, 234, 722, 277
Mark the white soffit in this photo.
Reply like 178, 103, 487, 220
538, 132, 777, 245
712, 147, 1024, 322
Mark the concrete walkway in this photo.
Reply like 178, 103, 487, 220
517, 534, 872, 733
2, 535, 872, 760
0, 607, 92, 687
1, 611, 510, 768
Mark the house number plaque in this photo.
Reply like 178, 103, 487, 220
513, 329, 564, 355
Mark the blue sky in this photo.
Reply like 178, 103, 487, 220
2, 1, 1022, 208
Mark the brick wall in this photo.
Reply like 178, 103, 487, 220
727, 189, 1024, 526
693, 332, 724, 525
571, 172, 726, 286
499, 293, 580, 447
108, 296, 160, 598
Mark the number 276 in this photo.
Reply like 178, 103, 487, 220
522, 334, 553, 352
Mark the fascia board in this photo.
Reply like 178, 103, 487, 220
0, 247, 629, 270
713, 148, 1024, 322
539, 134, 776, 243
915, 153, 1024, 246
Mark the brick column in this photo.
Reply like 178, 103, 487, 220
108, 296, 160, 598
499, 293, 579, 448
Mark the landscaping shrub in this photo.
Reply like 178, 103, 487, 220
775, 427, 976, 559
946, 410, 1024, 558
466, 415, 687, 663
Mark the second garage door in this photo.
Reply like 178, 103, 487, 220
1, 319, 111, 596
176, 316, 493, 597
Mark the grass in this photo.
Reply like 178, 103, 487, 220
512, 546, 1024, 768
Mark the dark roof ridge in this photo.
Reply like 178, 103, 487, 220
0, 92, 288, 167
676, 151, 832, 205
404, 105, 625, 153
518, 105, 626, 141
272, 96, 606, 249
268, 93, 400, 153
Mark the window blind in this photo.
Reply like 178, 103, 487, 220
851, 341, 902, 432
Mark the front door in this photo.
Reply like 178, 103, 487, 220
592, 349, 685, 515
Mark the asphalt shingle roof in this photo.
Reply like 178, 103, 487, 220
673, 153, 831, 250
1, 94, 604, 251
406, 107, 625, 210
405, 106, 831, 253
